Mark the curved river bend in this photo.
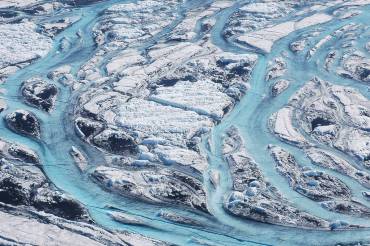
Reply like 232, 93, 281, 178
1, 1, 370, 245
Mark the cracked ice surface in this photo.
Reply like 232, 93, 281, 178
1, 0, 370, 245
0, 22, 52, 69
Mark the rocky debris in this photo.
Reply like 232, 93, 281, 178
222, 127, 330, 229
321, 200, 370, 217
32, 188, 89, 221
153, 145, 208, 175
208, 170, 220, 187
109, 211, 146, 226
290, 39, 307, 52
0, 156, 89, 221
22, 1, 65, 15
7, 143, 40, 164
39, 17, 78, 38
76, 39, 257, 213
338, 53, 370, 83
284, 78, 370, 167
71, 6, 258, 212
92, 166, 208, 213
149, 51, 257, 104
334, 128, 370, 168
5, 109, 41, 139
266, 57, 286, 81
222, 127, 262, 192
76, 91, 212, 172
271, 79, 290, 97
269, 146, 351, 202
157, 210, 205, 227
70, 146, 88, 172
324, 51, 337, 71
93, 129, 138, 155
270, 77, 370, 171
168, 1, 232, 41
0, 9, 19, 19
269, 145, 370, 217
363, 191, 370, 200
21, 77, 58, 112
47, 65, 77, 88
306, 147, 370, 188
0, 138, 39, 164
74, 116, 104, 140
79, 90, 128, 123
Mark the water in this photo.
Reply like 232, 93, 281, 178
1, 1, 370, 245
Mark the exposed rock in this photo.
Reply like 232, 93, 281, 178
338, 54, 370, 83
208, 170, 220, 187
363, 191, 370, 200
5, 109, 41, 139
21, 77, 58, 112
0, 157, 89, 221
70, 146, 88, 172
322, 200, 370, 217
222, 127, 330, 229
266, 57, 286, 81
32, 188, 89, 221
74, 117, 103, 140
269, 146, 351, 202
286, 78, 370, 167
324, 51, 337, 71
109, 211, 146, 226
0, 138, 39, 164
157, 210, 205, 227
271, 79, 290, 97
39, 17, 77, 38
7, 143, 40, 164
306, 147, 370, 188
93, 129, 138, 155
290, 39, 307, 52
269, 145, 370, 217
92, 166, 208, 213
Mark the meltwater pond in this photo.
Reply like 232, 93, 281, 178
1, 0, 370, 245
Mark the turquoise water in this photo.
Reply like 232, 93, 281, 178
1, 1, 370, 245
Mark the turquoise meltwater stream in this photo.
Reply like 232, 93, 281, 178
1, 1, 370, 245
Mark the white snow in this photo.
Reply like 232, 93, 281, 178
151, 80, 232, 119
0, 0, 40, 8
238, 13, 333, 53
0, 22, 52, 69
0, 211, 104, 246
116, 98, 213, 147
272, 107, 307, 145
154, 145, 208, 172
